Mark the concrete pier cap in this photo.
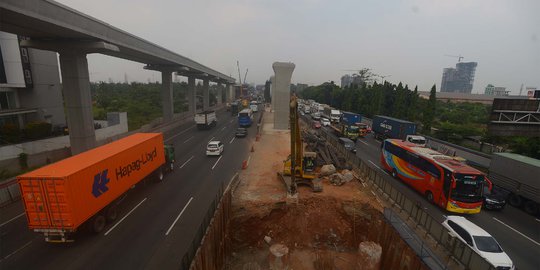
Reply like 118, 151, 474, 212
272, 62, 295, 130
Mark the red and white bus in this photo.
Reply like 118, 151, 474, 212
381, 139, 487, 214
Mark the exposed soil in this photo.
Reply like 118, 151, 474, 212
230, 108, 383, 269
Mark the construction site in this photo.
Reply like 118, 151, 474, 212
186, 102, 434, 270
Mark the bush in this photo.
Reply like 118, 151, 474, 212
23, 121, 52, 140
0, 123, 21, 144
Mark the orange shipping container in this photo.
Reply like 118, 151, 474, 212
17, 133, 165, 241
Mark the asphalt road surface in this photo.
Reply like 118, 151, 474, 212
0, 108, 256, 269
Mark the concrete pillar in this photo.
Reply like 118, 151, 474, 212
188, 76, 196, 114
228, 84, 234, 102
272, 63, 295, 130
224, 84, 231, 102
58, 50, 96, 154
203, 79, 209, 110
161, 70, 173, 122
270, 76, 275, 112
216, 83, 223, 105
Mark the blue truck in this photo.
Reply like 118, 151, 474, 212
372, 115, 418, 140
341, 111, 361, 125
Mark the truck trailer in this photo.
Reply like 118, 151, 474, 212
488, 153, 540, 215
17, 133, 175, 242
195, 110, 217, 130
372, 115, 417, 140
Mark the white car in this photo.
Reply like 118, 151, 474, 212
206, 141, 224, 156
320, 118, 331, 127
442, 216, 514, 269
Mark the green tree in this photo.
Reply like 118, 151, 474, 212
422, 85, 437, 134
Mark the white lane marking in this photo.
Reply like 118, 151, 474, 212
104, 198, 147, 236
358, 140, 369, 146
368, 160, 383, 171
536, 218, 540, 223
1, 240, 32, 261
165, 197, 194, 236
220, 126, 226, 131
208, 137, 215, 143
0, 212, 25, 228
183, 136, 194, 144
229, 137, 235, 144
165, 126, 195, 142
229, 119, 234, 124
493, 217, 540, 246
212, 155, 223, 170
179, 156, 195, 169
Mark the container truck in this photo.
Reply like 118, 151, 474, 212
17, 133, 175, 242
195, 110, 217, 130
488, 153, 540, 215
372, 115, 417, 140
341, 111, 370, 138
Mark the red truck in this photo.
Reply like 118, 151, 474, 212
17, 133, 175, 242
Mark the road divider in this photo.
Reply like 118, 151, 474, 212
166, 197, 194, 236
104, 198, 147, 236
493, 217, 540, 246
368, 160, 384, 172
179, 156, 195, 169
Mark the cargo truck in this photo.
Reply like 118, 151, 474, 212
17, 133, 175, 242
372, 115, 417, 140
195, 110, 217, 130
488, 153, 540, 215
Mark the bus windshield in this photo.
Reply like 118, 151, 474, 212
349, 126, 359, 132
239, 112, 249, 117
451, 173, 484, 203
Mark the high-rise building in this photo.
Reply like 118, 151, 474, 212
0, 31, 65, 131
484, 84, 509, 96
441, 62, 478, 93
341, 74, 353, 88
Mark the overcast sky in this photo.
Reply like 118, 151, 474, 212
56, 0, 539, 94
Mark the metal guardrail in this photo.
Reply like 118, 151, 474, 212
318, 128, 497, 270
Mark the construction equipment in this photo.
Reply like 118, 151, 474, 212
444, 54, 464, 62
278, 95, 322, 194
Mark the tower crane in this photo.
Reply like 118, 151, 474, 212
444, 54, 464, 62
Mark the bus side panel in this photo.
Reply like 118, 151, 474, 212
381, 149, 430, 194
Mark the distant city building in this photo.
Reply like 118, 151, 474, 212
484, 84, 509, 96
0, 31, 65, 131
341, 74, 368, 88
440, 62, 478, 93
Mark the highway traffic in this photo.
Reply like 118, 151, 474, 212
310, 116, 540, 270
0, 108, 255, 269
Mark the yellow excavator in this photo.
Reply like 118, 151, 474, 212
279, 95, 322, 194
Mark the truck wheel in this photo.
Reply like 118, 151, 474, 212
106, 205, 118, 222
92, 215, 106, 233
524, 201, 538, 215
508, 193, 522, 207
425, 191, 434, 203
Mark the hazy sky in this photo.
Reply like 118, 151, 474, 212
56, 0, 539, 94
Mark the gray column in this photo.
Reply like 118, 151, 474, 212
203, 79, 209, 111
188, 76, 196, 114
226, 84, 232, 102
161, 70, 173, 122
216, 83, 223, 105
270, 75, 276, 112
272, 63, 295, 130
58, 50, 96, 154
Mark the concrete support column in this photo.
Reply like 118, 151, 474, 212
270, 76, 276, 112
188, 76, 196, 114
161, 70, 174, 122
58, 50, 96, 154
272, 63, 295, 130
227, 84, 233, 102
203, 79, 210, 110
216, 83, 223, 105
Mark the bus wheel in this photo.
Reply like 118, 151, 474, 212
524, 201, 538, 215
92, 215, 106, 233
425, 191, 434, 203
391, 169, 398, 178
